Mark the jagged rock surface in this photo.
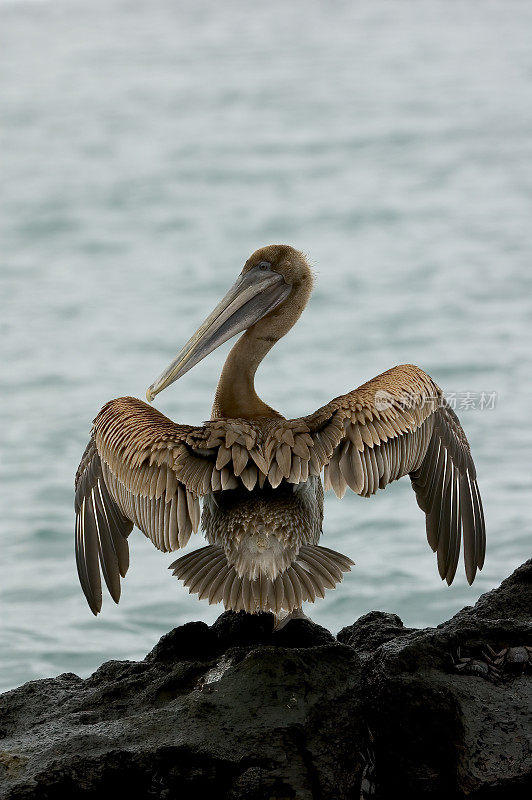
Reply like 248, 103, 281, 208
0, 561, 530, 799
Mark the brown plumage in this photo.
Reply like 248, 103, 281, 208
75, 244, 485, 617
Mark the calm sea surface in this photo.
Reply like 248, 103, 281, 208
1, 0, 531, 692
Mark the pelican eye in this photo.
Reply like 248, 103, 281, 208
258, 261, 271, 271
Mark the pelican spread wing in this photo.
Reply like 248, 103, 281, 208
75, 399, 203, 614
301, 364, 485, 586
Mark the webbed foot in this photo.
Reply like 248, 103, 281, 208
273, 607, 310, 631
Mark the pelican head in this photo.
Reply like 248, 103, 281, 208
146, 245, 313, 403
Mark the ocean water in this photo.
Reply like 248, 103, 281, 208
1, 0, 531, 693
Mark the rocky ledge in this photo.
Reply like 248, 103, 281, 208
1, 561, 530, 800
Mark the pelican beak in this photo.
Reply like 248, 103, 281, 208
146, 266, 290, 402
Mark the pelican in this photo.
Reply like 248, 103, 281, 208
75, 244, 485, 621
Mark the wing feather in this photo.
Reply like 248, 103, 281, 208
78, 495, 103, 615
444, 467, 461, 585
91, 483, 121, 602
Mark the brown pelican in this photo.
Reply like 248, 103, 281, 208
75, 244, 485, 620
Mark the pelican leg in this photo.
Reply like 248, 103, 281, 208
273, 607, 310, 631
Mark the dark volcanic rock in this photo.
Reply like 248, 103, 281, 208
1, 561, 530, 800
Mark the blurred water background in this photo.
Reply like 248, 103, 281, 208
1, 0, 531, 693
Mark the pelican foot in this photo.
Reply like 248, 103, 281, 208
273, 607, 310, 632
